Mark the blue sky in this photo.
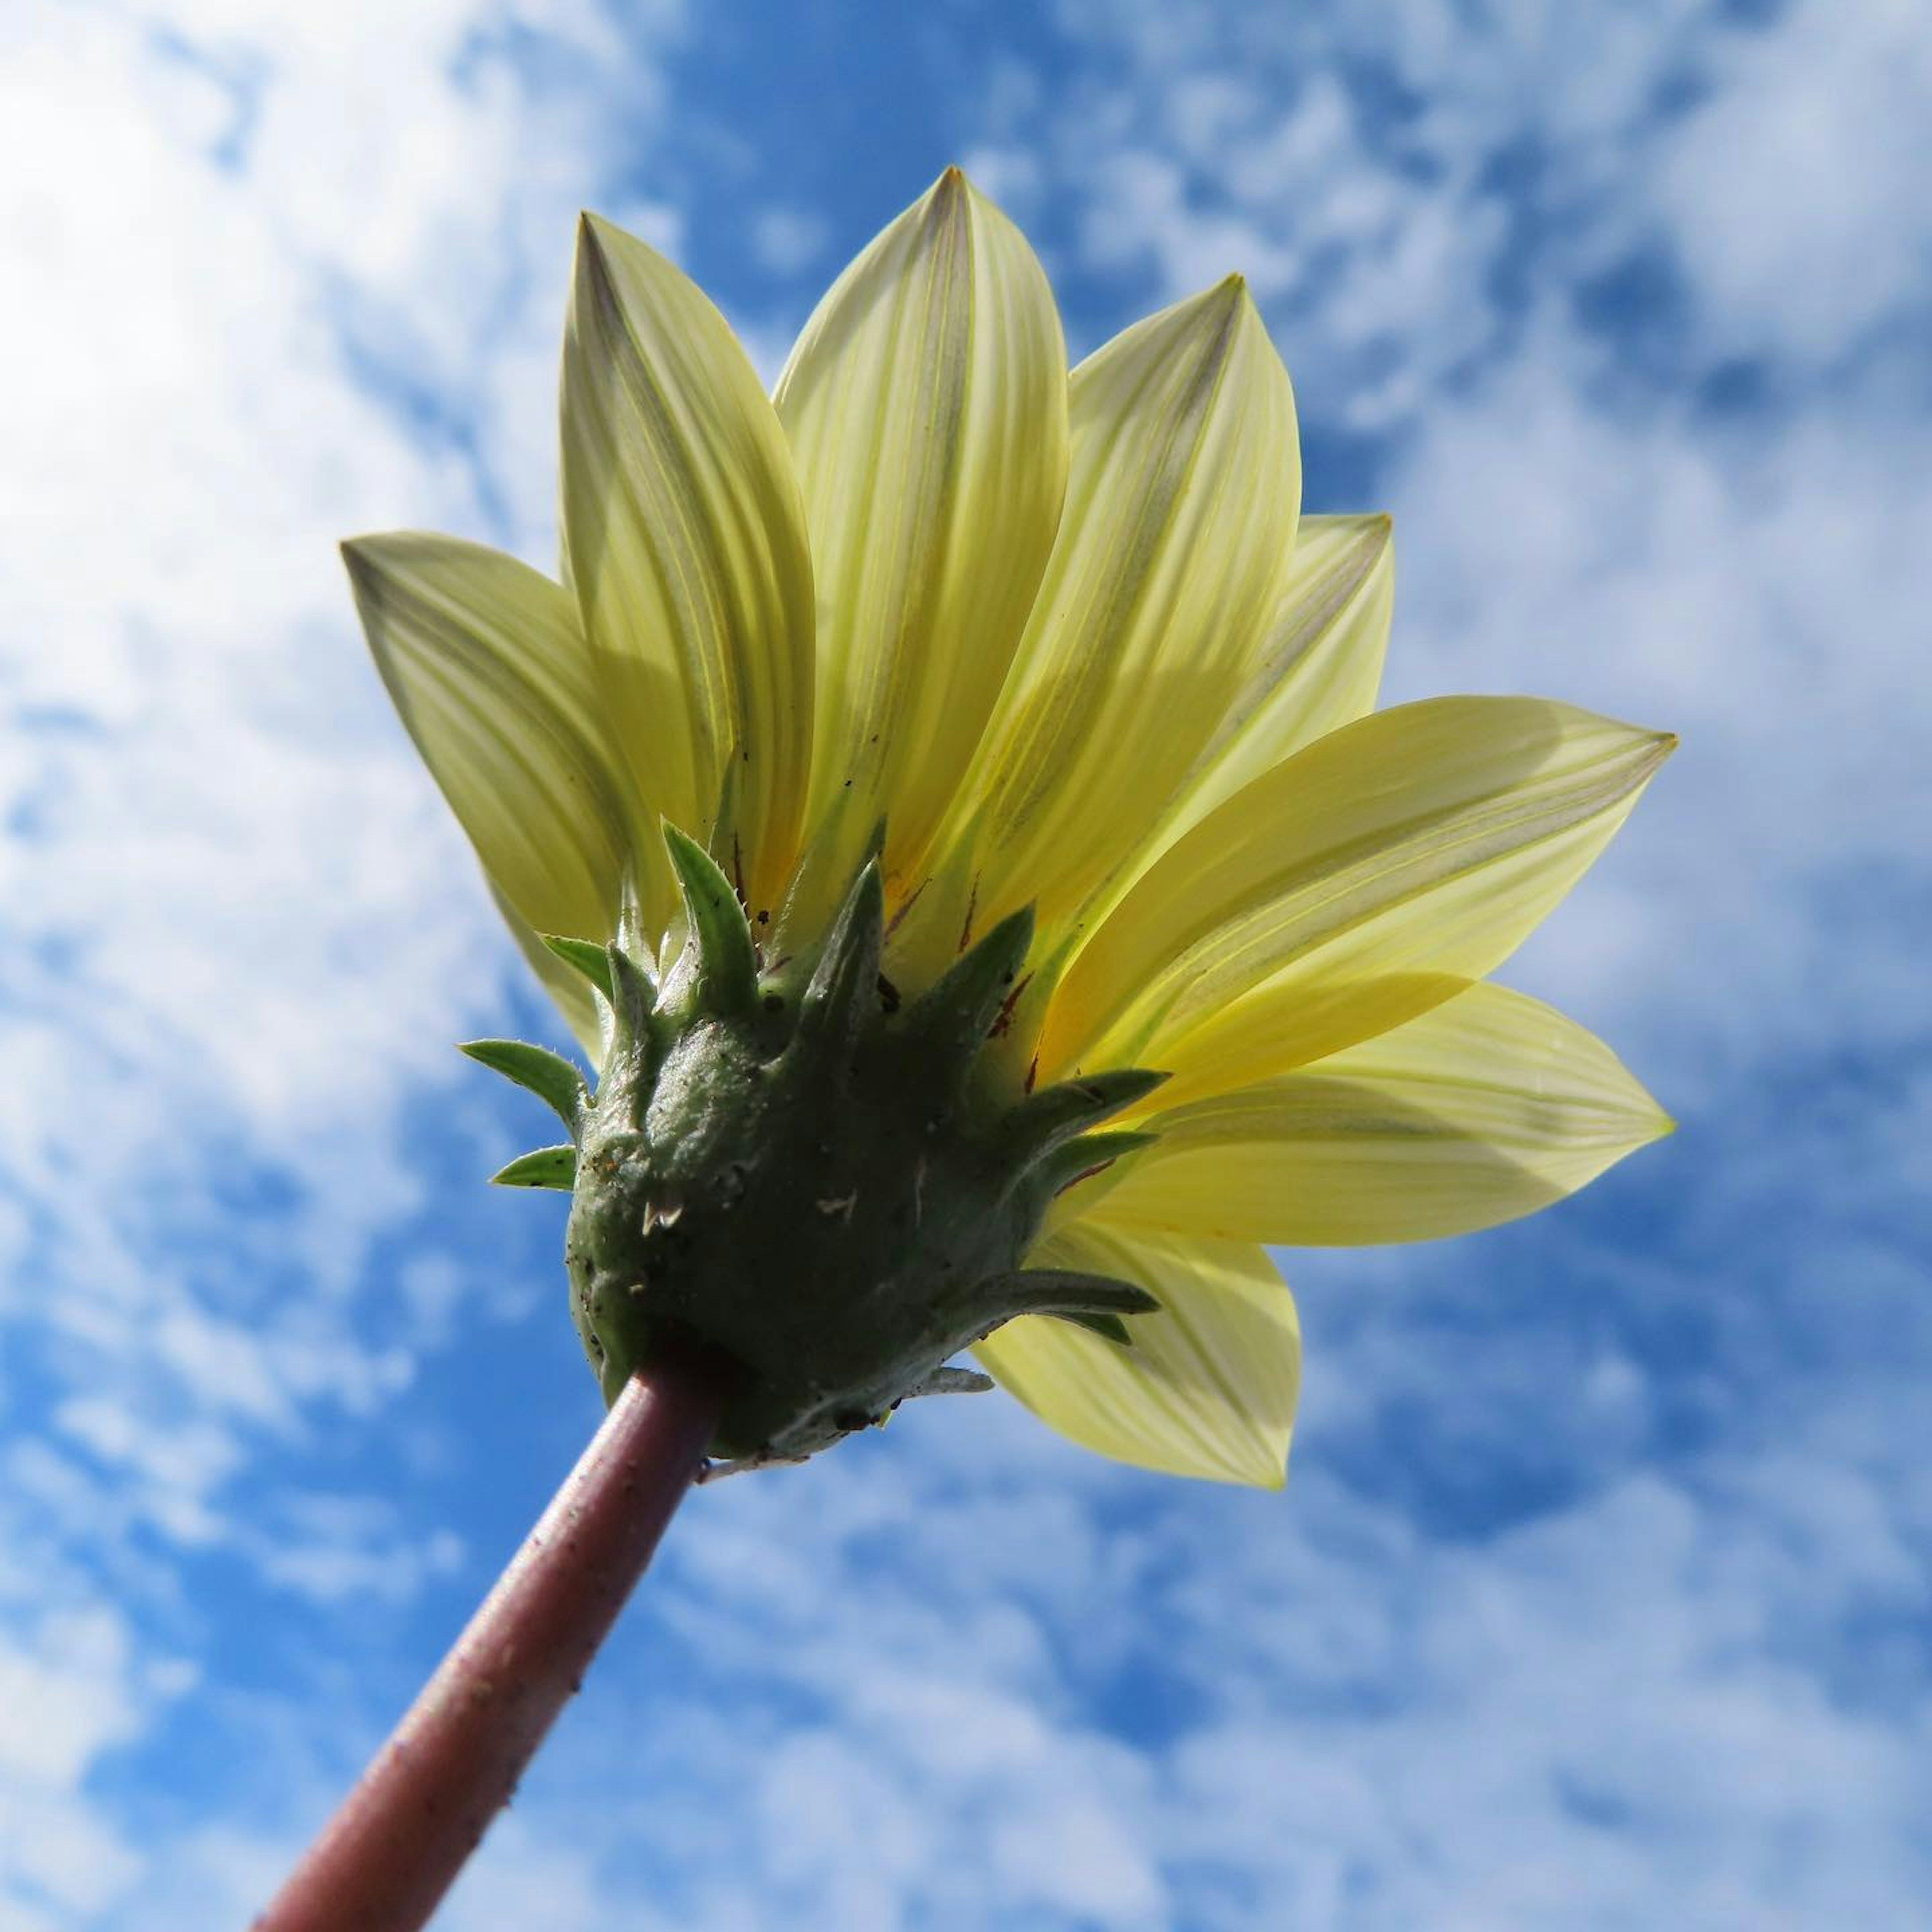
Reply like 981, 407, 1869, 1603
2, 1, 1929, 1926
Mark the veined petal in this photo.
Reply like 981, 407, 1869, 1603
974, 1223, 1299, 1488
775, 169, 1068, 911
1090, 980, 1672, 1245
1159, 513, 1394, 844
1043, 696, 1674, 1086
907, 277, 1300, 970
344, 532, 633, 950
562, 213, 815, 920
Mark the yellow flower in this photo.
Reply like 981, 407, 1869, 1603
344, 170, 1673, 1488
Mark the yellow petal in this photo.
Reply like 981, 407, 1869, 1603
974, 1223, 1300, 1488
774, 170, 1068, 913
344, 532, 633, 949
1090, 980, 1672, 1245
562, 213, 815, 920
913, 277, 1300, 961
1044, 696, 1674, 1085
1160, 512, 1394, 843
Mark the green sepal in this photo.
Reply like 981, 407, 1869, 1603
904, 904, 1035, 1060
614, 868, 658, 971
663, 821, 758, 1016
596, 940, 662, 1130
604, 940, 655, 1058
796, 859, 884, 1054
908, 1366, 996, 1397
1000, 1067, 1169, 1165
1025, 1129, 1160, 1201
491, 1144, 579, 1190
997, 1267, 1144, 1314
460, 1039, 588, 1140
990, 1268, 1160, 1321
541, 934, 615, 1004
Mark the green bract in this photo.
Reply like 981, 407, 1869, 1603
477, 826, 1164, 1466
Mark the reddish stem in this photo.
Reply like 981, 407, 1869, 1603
253, 1354, 727, 1932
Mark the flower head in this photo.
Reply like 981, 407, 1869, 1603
345, 170, 1672, 1487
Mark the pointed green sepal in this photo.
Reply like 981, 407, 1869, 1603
460, 1039, 589, 1139
1000, 1067, 1169, 1166
902, 903, 1036, 1060
604, 941, 655, 1059
1006, 1268, 1159, 1317
968, 1267, 1160, 1336
664, 821, 758, 1016
491, 1144, 579, 1190
541, 934, 615, 1004
908, 1365, 996, 1397
1025, 1129, 1160, 1203
594, 939, 662, 1130
797, 859, 884, 1052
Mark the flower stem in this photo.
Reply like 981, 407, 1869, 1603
252, 1351, 728, 1932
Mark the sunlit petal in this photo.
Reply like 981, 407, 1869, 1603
1092, 980, 1672, 1243
562, 213, 815, 918
1159, 512, 1394, 844
1044, 696, 1674, 1085
775, 169, 1067, 920
903, 276, 1299, 975
345, 532, 632, 949
975, 1223, 1300, 1488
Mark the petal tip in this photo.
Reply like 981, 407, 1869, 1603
1222, 1447, 1291, 1491
1193, 271, 1247, 319
574, 209, 642, 286
1632, 727, 1679, 780
921, 164, 974, 241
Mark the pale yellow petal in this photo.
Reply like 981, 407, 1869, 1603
562, 213, 815, 919
973, 1223, 1300, 1488
774, 170, 1068, 914
344, 532, 632, 949
1091, 980, 1672, 1244
1043, 696, 1674, 1085
902, 277, 1300, 974
1159, 512, 1393, 843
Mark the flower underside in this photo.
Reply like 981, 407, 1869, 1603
525, 831, 1166, 1463
348, 168, 1675, 1487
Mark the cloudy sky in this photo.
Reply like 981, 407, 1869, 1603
3, 1, 1928, 1926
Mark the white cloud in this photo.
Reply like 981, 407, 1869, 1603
0, 0, 677, 1456
749, 205, 831, 278
0, 0, 685, 1914
1651, 0, 1932, 362
0, 1606, 151, 1921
